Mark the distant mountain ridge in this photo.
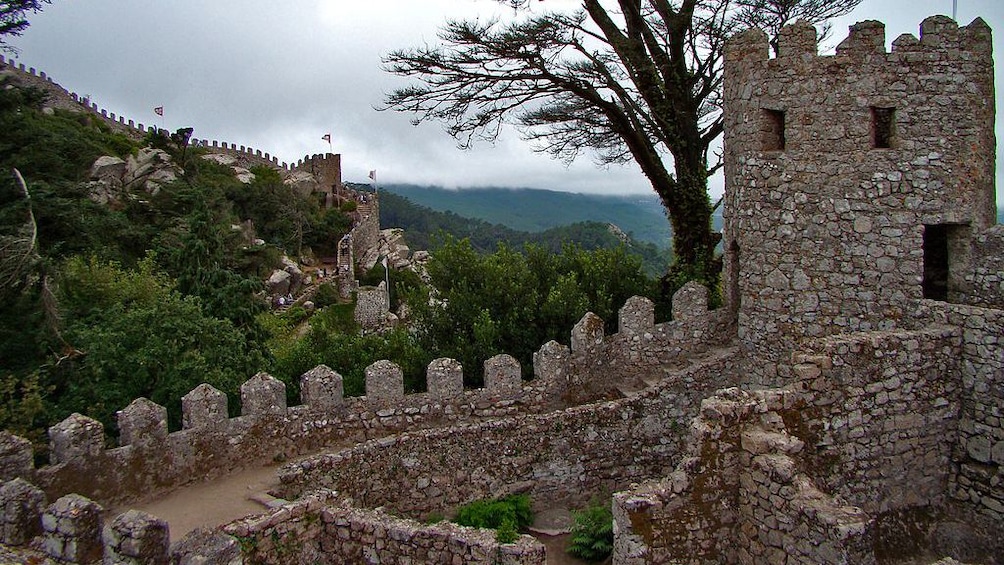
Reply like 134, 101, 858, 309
380, 184, 672, 247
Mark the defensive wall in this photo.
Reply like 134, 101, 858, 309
0, 288, 735, 564
606, 16, 1003, 564
0, 54, 345, 177
721, 16, 997, 384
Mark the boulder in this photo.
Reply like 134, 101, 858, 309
123, 148, 180, 193
200, 153, 236, 166
284, 170, 319, 197
89, 156, 126, 184
267, 269, 291, 296
233, 167, 255, 184
281, 256, 304, 295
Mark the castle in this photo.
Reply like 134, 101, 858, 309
0, 15, 1001, 565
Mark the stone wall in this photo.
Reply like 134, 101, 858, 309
963, 225, 1004, 307
722, 17, 996, 383
563, 285, 735, 403
790, 326, 962, 514
1, 359, 553, 508
221, 491, 546, 565
354, 281, 390, 331
0, 292, 725, 511
911, 301, 1004, 526
612, 387, 875, 564
277, 350, 739, 518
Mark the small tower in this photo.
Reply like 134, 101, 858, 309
721, 17, 996, 382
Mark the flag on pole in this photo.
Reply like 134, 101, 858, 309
322, 133, 331, 143
368, 170, 377, 182
154, 106, 164, 116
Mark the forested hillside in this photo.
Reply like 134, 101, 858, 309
0, 77, 662, 455
374, 188, 670, 275
381, 183, 673, 246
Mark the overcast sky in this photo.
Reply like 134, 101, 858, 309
6, 0, 1003, 202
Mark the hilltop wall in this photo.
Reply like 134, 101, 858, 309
0, 54, 343, 176
0, 291, 724, 509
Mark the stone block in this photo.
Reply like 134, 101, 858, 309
170, 527, 242, 565
240, 372, 287, 417
571, 312, 604, 353
48, 413, 104, 466
0, 431, 33, 481
427, 358, 463, 399
484, 354, 521, 397
300, 364, 345, 412
672, 281, 709, 322
103, 509, 169, 564
533, 340, 569, 383
117, 397, 168, 448
0, 478, 46, 545
39, 494, 104, 563
619, 296, 655, 335
365, 360, 404, 403
182, 384, 228, 429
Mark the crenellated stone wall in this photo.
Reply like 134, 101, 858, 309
0, 291, 725, 513
722, 16, 997, 384
276, 349, 739, 519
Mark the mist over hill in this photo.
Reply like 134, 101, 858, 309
380, 184, 673, 247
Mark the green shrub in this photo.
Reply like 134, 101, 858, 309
313, 282, 340, 309
566, 499, 614, 562
453, 494, 533, 533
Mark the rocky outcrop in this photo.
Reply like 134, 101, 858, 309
284, 170, 319, 197
201, 153, 256, 184
87, 148, 181, 204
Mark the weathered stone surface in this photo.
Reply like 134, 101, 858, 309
117, 398, 168, 448
240, 372, 287, 417
181, 384, 228, 429
427, 358, 463, 399
39, 494, 104, 563
49, 413, 104, 465
103, 509, 169, 565
571, 312, 604, 353
0, 432, 33, 482
300, 365, 344, 413
365, 360, 404, 403
0, 478, 46, 545
170, 527, 242, 565
484, 354, 521, 398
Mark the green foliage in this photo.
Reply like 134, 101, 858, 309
267, 324, 429, 400
312, 282, 340, 309
0, 372, 48, 446
453, 494, 533, 536
52, 256, 264, 431
566, 499, 614, 562
406, 237, 654, 384
377, 188, 670, 276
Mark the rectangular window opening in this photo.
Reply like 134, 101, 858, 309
871, 106, 895, 149
762, 108, 786, 151
922, 223, 971, 302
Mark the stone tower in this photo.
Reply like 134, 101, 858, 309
721, 16, 996, 382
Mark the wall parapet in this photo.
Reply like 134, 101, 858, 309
276, 349, 740, 518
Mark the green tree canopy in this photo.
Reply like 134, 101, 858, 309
385, 0, 861, 293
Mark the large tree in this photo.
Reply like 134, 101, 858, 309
1, 0, 49, 50
384, 0, 860, 292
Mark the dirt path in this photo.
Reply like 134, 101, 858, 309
108, 463, 281, 538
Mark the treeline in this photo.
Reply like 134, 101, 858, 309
375, 188, 670, 275
0, 79, 352, 449
0, 78, 663, 458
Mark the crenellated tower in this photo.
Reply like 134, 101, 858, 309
722, 16, 996, 382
